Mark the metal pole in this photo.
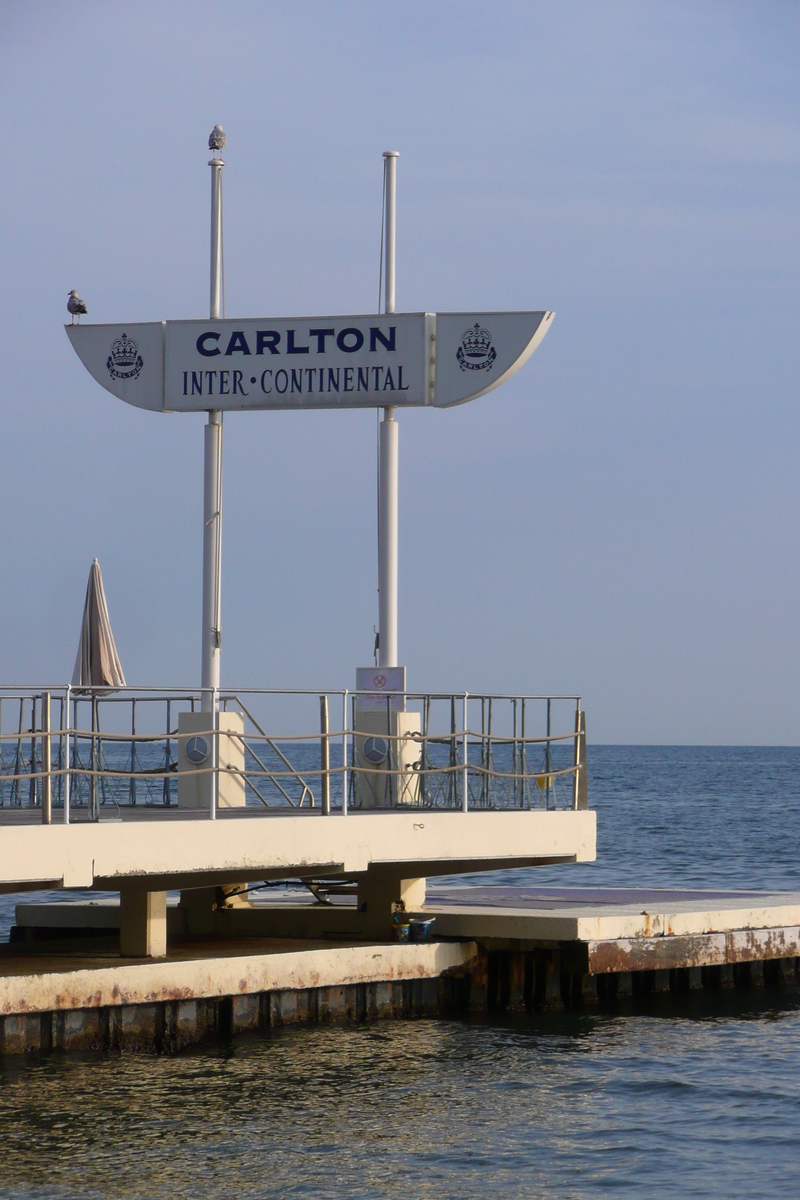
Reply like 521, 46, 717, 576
320, 695, 330, 815
378, 151, 399, 670
164, 698, 171, 806
378, 410, 398, 668
210, 148, 224, 321
129, 697, 137, 807
546, 698, 553, 810
342, 691, 349, 816
63, 687, 70, 824
573, 702, 582, 810
486, 697, 493, 809
210, 687, 218, 820
202, 134, 225, 713
383, 151, 398, 316
41, 693, 51, 825
512, 699, 518, 808
29, 695, 38, 809
90, 694, 98, 820
462, 693, 469, 813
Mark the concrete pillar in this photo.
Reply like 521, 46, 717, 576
357, 872, 426, 937
179, 888, 217, 936
179, 884, 252, 936
120, 889, 167, 958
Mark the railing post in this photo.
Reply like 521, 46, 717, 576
546, 697, 552, 810
29, 694, 38, 809
129, 697, 137, 807
462, 692, 469, 813
342, 691, 348, 815
512, 698, 518, 808
578, 705, 588, 810
41, 692, 51, 825
486, 697, 493, 809
572, 702, 581, 810
210, 687, 218, 820
89, 693, 98, 821
320, 694, 330, 815
63, 686, 70, 824
420, 693, 430, 808
521, 698, 528, 809
163, 698, 171, 806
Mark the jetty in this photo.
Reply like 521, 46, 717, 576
3, 877, 800, 1055
4, 132, 792, 1058
0, 685, 796, 1057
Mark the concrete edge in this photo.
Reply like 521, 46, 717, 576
587, 927, 800, 973
0, 940, 478, 1017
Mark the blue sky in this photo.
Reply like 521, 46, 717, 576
1, 1, 799, 742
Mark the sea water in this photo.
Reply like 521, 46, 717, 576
1, 745, 799, 1199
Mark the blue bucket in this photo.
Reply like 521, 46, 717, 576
409, 918, 436, 943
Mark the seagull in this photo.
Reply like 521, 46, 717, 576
208, 124, 227, 153
67, 290, 87, 324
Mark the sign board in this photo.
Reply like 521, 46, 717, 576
66, 311, 553, 413
355, 666, 406, 712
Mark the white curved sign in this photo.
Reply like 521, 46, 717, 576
66, 311, 553, 412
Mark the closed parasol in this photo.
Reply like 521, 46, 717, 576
71, 558, 126, 690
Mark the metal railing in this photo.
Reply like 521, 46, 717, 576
0, 687, 587, 823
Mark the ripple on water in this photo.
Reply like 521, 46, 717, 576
2, 747, 800, 1197
1, 1010, 800, 1200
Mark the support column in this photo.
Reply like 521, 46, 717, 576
378, 409, 398, 668
179, 885, 252, 936
120, 889, 167, 958
357, 871, 426, 938
378, 150, 400, 670
201, 412, 222, 711
202, 135, 225, 712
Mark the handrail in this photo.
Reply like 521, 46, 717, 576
230, 697, 316, 806
0, 688, 587, 817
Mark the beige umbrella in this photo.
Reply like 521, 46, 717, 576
71, 558, 126, 690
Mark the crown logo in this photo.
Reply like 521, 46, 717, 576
456, 322, 497, 372
106, 333, 143, 381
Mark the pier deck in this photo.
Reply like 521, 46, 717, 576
0, 810, 595, 894
2, 885, 799, 1055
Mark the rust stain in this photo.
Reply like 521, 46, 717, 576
0, 943, 478, 1017
588, 926, 800, 973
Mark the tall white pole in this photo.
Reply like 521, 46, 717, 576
378, 151, 399, 669
383, 151, 397, 316
202, 132, 225, 712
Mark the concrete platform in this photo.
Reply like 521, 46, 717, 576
0, 809, 595, 893
422, 886, 800, 972
0, 933, 478, 1055
0, 935, 476, 1017
15, 885, 800, 972
4, 885, 799, 1057
424, 884, 800, 941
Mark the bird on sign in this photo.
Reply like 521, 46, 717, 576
67, 290, 87, 324
208, 124, 226, 153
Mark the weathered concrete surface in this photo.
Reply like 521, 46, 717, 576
19, 885, 800, 952
0, 809, 595, 893
0, 938, 477, 1017
120, 889, 167, 957
7, 885, 800, 1059
586, 926, 800, 973
417, 886, 800, 942
1, 938, 798, 1055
